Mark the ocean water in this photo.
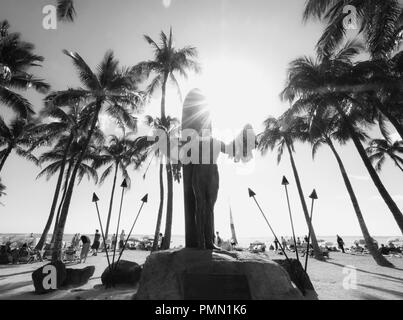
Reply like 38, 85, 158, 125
1, 233, 401, 248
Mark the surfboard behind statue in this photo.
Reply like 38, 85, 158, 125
182, 88, 211, 248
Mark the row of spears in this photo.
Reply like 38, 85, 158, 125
90, 174, 318, 283
248, 175, 318, 273
92, 178, 148, 281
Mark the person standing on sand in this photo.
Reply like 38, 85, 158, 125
274, 238, 279, 251
91, 229, 101, 256
158, 233, 164, 250
337, 235, 345, 253
80, 235, 91, 263
111, 234, 117, 251
281, 236, 287, 250
119, 230, 125, 250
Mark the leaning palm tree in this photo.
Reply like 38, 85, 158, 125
134, 28, 200, 249
0, 20, 50, 118
366, 136, 403, 173
34, 103, 93, 251
45, 50, 140, 261
0, 116, 41, 173
258, 114, 324, 261
306, 109, 394, 267
93, 133, 142, 240
303, 0, 403, 59
282, 44, 403, 234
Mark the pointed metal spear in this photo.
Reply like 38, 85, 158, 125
111, 179, 128, 267
92, 193, 111, 271
305, 189, 318, 272
248, 188, 290, 262
115, 194, 148, 268
282, 176, 299, 262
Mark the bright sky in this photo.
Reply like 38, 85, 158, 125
0, 0, 402, 239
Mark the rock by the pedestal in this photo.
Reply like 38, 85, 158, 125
32, 261, 66, 294
101, 260, 142, 287
62, 266, 95, 288
135, 248, 308, 300
273, 259, 317, 299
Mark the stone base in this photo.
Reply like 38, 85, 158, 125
62, 266, 95, 288
101, 260, 142, 288
135, 248, 313, 300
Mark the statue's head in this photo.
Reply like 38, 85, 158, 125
182, 88, 212, 136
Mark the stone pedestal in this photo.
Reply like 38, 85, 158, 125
135, 248, 313, 300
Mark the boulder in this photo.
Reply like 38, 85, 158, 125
101, 260, 142, 287
273, 259, 317, 299
32, 261, 66, 294
62, 266, 95, 288
135, 248, 308, 300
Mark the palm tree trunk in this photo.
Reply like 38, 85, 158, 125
35, 135, 73, 251
286, 142, 324, 261
104, 163, 119, 240
51, 157, 74, 245
152, 163, 165, 252
160, 73, 168, 122
162, 162, 173, 250
0, 145, 13, 173
336, 106, 403, 235
327, 138, 394, 267
377, 103, 403, 140
52, 103, 102, 261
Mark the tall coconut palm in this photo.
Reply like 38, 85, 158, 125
143, 115, 180, 251
34, 103, 94, 250
282, 45, 403, 234
258, 115, 325, 261
0, 116, 42, 173
46, 50, 140, 261
93, 133, 143, 240
48, 134, 105, 246
0, 20, 50, 118
134, 28, 200, 249
303, 0, 403, 59
366, 136, 403, 173
305, 109, 394, 267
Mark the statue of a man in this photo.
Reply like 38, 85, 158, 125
181, 89, 255, 250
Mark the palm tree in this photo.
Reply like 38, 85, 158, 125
306, 109, 394, 267
0, 20, 50, 118
34, 103, 92, 250
258, 115, 325, 261
134, 28, 200, 249
0, 116, 41, 173
56, 0, 76, 22
366, 136, 403, 173
282, 44, 403, 235
46, 50, 140, 261
93, 133, 143, 240
0, 178, 5, 206
303, 0, 403, 59
143, 115, 180, 251
48, 134, 104, 246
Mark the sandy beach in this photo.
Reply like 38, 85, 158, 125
0, 250, 402, 300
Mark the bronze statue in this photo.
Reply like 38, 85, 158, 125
181, 89, 255, 249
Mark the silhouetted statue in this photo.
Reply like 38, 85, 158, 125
181, 89, 255, 249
